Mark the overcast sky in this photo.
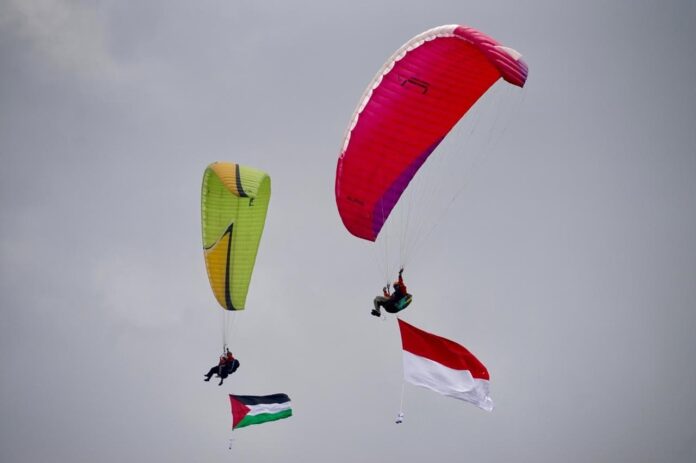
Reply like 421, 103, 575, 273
1, 1, 695, 462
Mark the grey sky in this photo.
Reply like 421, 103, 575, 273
1, 1, 695, 461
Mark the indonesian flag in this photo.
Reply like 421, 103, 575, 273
398, 319, 494, 411
229, 393, 292, 429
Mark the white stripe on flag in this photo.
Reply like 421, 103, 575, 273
247, 402, 292, 416
403, 351, 494, 411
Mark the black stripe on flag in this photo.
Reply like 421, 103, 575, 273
231, 393, 290, 406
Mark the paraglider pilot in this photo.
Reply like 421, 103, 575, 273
204, 348, 240, 385
372, 268, 412, 317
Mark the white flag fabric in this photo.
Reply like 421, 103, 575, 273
398, 319, 493, 411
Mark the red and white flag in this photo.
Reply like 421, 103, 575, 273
398, 318, 493, 411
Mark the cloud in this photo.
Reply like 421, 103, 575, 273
1, 0, 123, 80
91, 252, 188, 328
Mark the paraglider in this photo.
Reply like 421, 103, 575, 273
334, 24, 528, 420
204, 348, 240, 385
335, 24, 528, 310
199, 163, 293, 437
372, 268, 412, 317
200, 162, 271, 379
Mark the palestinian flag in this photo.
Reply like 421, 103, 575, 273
399, 319, 494, 411
229, 393, 292, 429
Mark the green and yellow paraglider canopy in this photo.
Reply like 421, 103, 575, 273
201, 162, 270, 311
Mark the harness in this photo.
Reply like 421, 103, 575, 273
394, 294, 413, 311
386, 293, 413, 313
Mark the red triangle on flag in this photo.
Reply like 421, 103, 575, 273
229, 395, 251, 429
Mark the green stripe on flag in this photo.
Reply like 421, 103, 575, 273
235, 409, 293, 429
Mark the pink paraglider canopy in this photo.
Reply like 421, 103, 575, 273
335, 25, 528, 242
